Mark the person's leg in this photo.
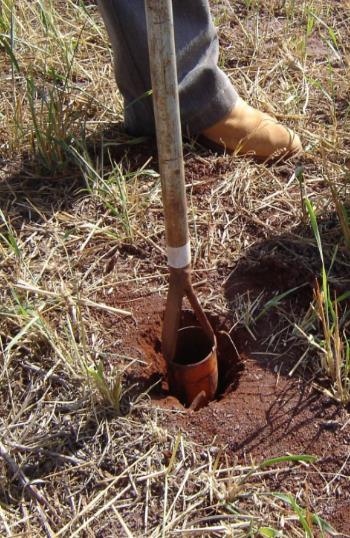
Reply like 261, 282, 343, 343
97, 0, 238, 136
98, 0, 302, 159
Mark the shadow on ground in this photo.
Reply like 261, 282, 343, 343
0, 123, 156, 225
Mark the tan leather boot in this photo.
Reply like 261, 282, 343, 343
202, 97, 302, 161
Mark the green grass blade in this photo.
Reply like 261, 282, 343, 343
259, 527, 281, 538
4, 313, 40, 354
259, 454, 317, 468
305, 198, 324, 266
312, 513, 338, 536
0, 33, 20, 72
255, 284, 307, 322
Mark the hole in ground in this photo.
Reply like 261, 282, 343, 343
135, 309, 244, 410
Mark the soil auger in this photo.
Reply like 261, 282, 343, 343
145, 0, 218, 408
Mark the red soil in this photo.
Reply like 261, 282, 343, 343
99, 256, 350, 534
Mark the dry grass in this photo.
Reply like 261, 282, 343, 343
1, 0, 349, 535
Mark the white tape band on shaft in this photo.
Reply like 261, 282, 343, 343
167, 241, 191, 269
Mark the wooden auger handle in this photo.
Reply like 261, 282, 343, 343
145, 0, 215, 362
145, 0, 189, 258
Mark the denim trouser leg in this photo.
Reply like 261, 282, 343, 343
97, 0, 238, 136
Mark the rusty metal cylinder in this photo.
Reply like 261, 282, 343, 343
169, 326, 218, 408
